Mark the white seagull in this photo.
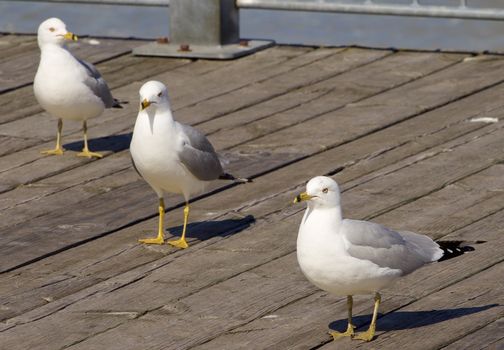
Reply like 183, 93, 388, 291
294, 176, 473, 341
130, 81, 248, 249
34, 17, 122, 158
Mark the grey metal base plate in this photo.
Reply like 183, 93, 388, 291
133, 40, 275, 60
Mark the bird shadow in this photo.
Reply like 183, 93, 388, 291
64, 132, 132, 153
167, 214, 256, 241
329, 304, 498, 335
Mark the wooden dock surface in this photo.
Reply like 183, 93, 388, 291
0, 34, 503, 349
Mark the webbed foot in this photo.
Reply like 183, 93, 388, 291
168, 238, 189, 249
41, 147, 64, 156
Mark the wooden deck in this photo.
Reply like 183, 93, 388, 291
0, 34, 503, 350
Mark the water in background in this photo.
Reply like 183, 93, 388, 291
2, 1, 504, 52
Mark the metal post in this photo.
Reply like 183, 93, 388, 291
170, 0, 238, 46
133, 0, 273, 59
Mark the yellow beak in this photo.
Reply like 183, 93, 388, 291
293, 192, 313, 204
63, 32, 78, 41
141, 99, 151, 110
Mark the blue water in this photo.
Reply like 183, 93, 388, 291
2, 1, 504, 51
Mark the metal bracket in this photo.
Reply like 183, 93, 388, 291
133, 0, 274, 59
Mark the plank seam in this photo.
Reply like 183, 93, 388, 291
59, 322, 126, 350
2, 165, 503, 340
0, 166, 131, 214
347, 123, 504, 200
0, 288, 102, 332
0, 47, 318, 158
0, 56, 194, 127
190, 49, 396, 129
200, 52, 399, 135
218, 54, 467, 152
1, 106, 501, 278
0, 51, 470, 190
0, 221, 293, 332
366, 160, 501, 222
175, 47, 350, 115
1, 120, 499, 273
308, 259, 504, 350
0, 50, 132, 95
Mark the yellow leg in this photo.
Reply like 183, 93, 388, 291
330, 295, 355, 340
353, 292, 381, 342
41, 119, 64, 156
139, 198, 165, 244
77, 120, 103, 158
168, 202, 189, 249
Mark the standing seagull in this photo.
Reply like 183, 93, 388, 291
34, 17, 122, 158
294, 176, 473, 341
130, 81, 248, 249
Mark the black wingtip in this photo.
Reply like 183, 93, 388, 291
437, 240, 476, 262
219, 173, 252, 183
112, 99, 129, 109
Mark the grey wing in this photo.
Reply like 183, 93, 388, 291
398, 230, 443, 264
342, 219, 436, 274
177, 123, 224, 181
78, 59, 115, 108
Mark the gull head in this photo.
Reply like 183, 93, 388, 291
294, 176, 341, 208
37, 18, 77, 48
139, 80, 170, 111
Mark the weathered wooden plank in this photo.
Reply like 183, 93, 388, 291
441, 317, 504, 350
316, 102, 504, 198
0, 46, 315, 169
0, 46, 331, 152
0, 49, 461, 198
4, 97, 502, 273
0, 47, 504, 348
0, 45, 306, 127
160, 46, 329, 112
235, 55, 504, 159
0, 125, 133, 194
342, 133, 504, 222
5, 56, 399, 217
0, 37, 144, 93
197, 51, 465, 150
191, 206, 504, 350
0, 68, 502, 320
0, 88, 501, 234
0, 48, 394, 218
14, 223, 500, 350
375, 164, 504, 237
0, 35, 36, 61
0, 55, 192, 126
330, 264, 504, 350
173, 48, 392, 126
1, 91, 504, 321
0, 48, 333, 154
1, 134, 503, 348
199, 51, 463, 137
0, 135, 35, 157
0, 159, 137, 230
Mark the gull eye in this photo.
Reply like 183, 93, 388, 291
157, 92, 162, 97
49, 27, 56, 32
322, 188, 329, 194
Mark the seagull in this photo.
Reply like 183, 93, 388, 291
130, 80, 249, 249
34, 17, 122, 158
294, 176, 473, 341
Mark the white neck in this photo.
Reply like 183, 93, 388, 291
136, 106, 176, 137
154, 102, 173, 116
145, 103, 174, 121
39, 41, 67, 52
303, 203, 342, 226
